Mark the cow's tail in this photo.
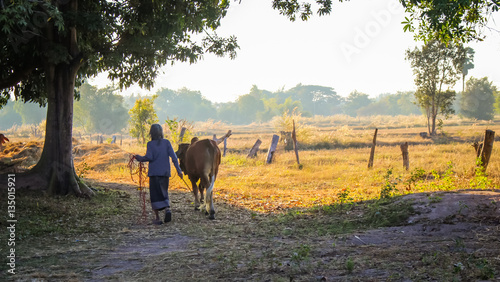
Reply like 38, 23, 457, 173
205, 174, 216, 219
207, 174, 215, 197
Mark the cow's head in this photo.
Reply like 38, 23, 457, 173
176, 143, 190, 173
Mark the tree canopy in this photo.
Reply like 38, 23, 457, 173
272, 0, 499, 43
0, 0, 238, 107
73, 83, 129, 134
123, 85, 417, 124
406, 39, 467, 135
460, 77, 497, 120
129, 97, 159, 144
344, 90, 372, 117
155, 88, 217, 122
0, 0, 238, 196
400, 0, 500, 43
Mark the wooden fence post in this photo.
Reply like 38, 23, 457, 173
479, 130, 495, 171
400, 142, 409, 171
473, 142, 483, 158
247, 139, 262, 158
212, 130, 232, 157
213, 130, 232, 145
223, 138, 227, 157
179, 127, 187, 143
266, 134, 280, 164
292, 120, 300, 165
368, 128, 378, 168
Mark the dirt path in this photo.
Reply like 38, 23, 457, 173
352, 190, 500, 245
89, 189, 500, 281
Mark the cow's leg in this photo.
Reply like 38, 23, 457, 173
190, 178, 201, 210
199, 184, 205, 206
200, 174, 211, 216
205, 175, 216, 220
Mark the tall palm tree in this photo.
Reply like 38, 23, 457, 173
461, 47, 475, 93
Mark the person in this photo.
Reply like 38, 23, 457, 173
134, 124, 183, 225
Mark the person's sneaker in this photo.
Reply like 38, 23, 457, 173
164, 209, 172, 223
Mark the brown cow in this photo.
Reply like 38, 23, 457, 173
176, 138, 221, 220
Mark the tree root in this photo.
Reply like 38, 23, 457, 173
0, 164, 94, 198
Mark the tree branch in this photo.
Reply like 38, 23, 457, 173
0, 65, 36, 90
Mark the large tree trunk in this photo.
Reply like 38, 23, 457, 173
462, 74, 465, 93
431, 94, 437, 135
20, 0, 93, 197
431, 114, 437, 136
27, 64, 93, 197
426, 108, 431, 136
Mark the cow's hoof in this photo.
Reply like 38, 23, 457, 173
209, 214, 215, 220
205, 211, 209, 215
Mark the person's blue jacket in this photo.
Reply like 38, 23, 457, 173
135, 139, 182, 177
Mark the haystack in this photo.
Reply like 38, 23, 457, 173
0, 141, 43, 173
73, 143, 130, 171
0, 141, 131, 173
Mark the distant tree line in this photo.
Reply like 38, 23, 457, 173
1, 81, 498, 132
0, 100, 45, 129
151, 84, 423, 124
74, 84, 129, 135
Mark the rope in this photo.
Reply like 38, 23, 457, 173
180, 176, 192, 193
170, 173, 193, 194
128, 154, 148, 224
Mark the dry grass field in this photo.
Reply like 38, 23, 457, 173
1, 115, 500, 281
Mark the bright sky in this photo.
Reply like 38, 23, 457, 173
91, 0, 500, 103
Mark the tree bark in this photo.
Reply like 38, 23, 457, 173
214, 130, 232, 145
425, 107, 432, 136
430, 97, 437, 136
19, 0, 93, 197
266, 134, 280, 164
292, 120, 300, 166
140, 126, 146, 144
247, 139, 262, 158
473, 142, 483, 158
368, 128, 377, 169
431, 115, 436, 135
27, 64, 93, 197
179, 127, 187, 143
478, 130, 495, 171
400, 142, 409, 171
462, 73, 465, 93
